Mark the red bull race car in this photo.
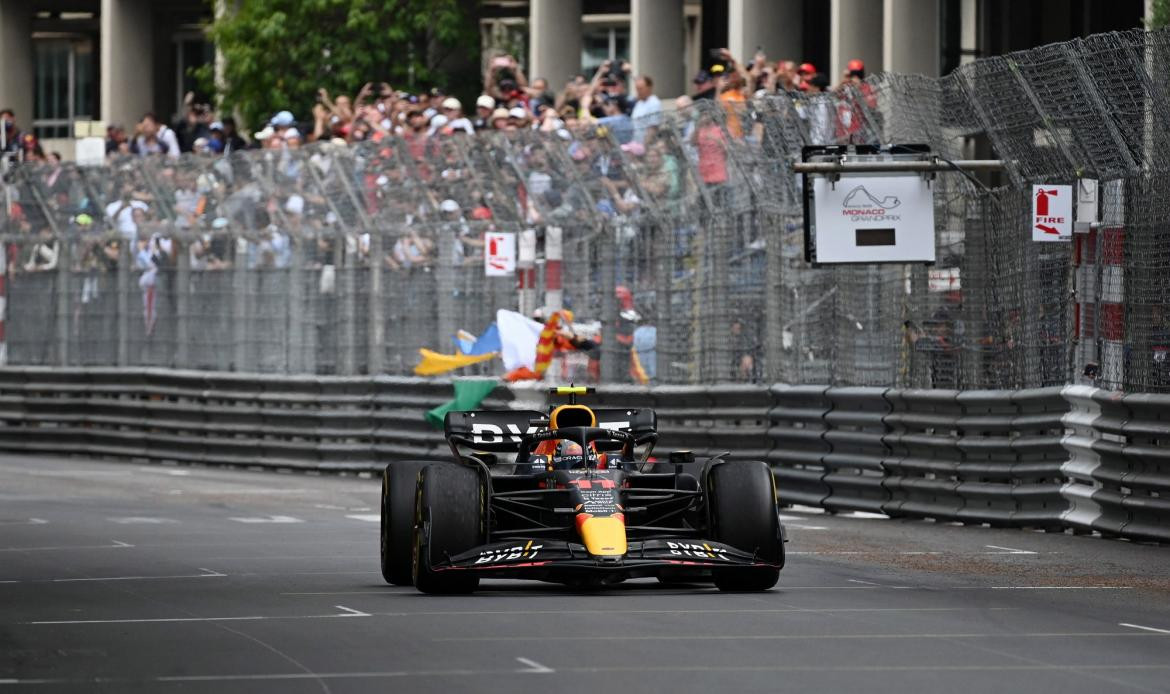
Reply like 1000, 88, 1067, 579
380, 387, 785, 593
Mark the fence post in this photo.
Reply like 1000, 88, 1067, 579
368, 228, 384, 375
174, 235, 190, 368
764, 211, 784, 384
600, 224, 620, 383
232, 236, 247, 371
55, 236, 70, 365
436, 224, 456, 360
117, 237, 130, 366
338, 227, 356, 376
288, 235, 305, 373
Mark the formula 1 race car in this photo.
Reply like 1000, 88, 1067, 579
380, 387, 785, 593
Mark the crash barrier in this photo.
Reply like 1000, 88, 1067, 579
1, 368, 1166, 541
0, 367, 507, 472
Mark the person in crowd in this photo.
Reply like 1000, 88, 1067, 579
473, 95, 496, 131
0, 108, 21, 154
105, 124, 129, 157
132, 112, 181, 159
630, 75, 662, 144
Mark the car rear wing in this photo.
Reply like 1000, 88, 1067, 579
444, 408, 658, 453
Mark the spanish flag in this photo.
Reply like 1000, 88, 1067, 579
413, 348, 498, 376
533, 310, 574, 377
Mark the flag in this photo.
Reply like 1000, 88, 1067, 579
454, 323, 502, 356
497, 309, 544, 370
424, 379, 499, 429
630, 347, 650, 385
413, 348, 497, 376
503, 366, 541, 382
533, 311, 573, 377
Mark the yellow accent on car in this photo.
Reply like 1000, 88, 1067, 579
556, 386, 589, 395
578, 516, 627, 556
549, 404, 597, 429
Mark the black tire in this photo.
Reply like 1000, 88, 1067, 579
380, 461, 431, 586
707, 461, 784, 592
412, 463, 485, 594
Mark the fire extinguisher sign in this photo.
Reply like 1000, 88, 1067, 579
1032, 184, 1073, 242
484, 231, 516, 276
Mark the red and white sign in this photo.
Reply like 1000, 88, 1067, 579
1032, 184, 1072, 242
484, 231, 516, 276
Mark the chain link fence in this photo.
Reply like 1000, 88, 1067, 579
2, 28, 1169, 391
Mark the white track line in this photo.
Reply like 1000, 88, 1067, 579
227, 516, 303, 524
26, 606, 371, 626
515, 658, 555, 674
1120, 623, 1170, 634
0, 540, 133, 552
984, 545, 1038, 555
345, 514, 381, 522
49, 568, 225, 583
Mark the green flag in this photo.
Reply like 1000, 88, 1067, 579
425, 379, 498, 429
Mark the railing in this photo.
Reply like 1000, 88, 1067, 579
0, 368, 1166, 542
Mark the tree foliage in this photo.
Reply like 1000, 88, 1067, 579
199, 0, 480, 129
1151, 0, 1170, 29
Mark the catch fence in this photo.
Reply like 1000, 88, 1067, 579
2, 28, 1169, 391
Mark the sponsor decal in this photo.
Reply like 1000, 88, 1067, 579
667, 541, 729, 561
469, 419, 630, 445
475, 540, 543, 565
840, 185, 902, 223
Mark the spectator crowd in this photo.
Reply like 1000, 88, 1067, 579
1, 47, 876, 382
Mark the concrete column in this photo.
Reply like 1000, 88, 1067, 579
529, 0, 582, 84
101, 0, 154, 128
729, 0, 802, 67
830, 0, 883, 82
0, 0, 33, 140
883, 0, 940, 76
632, 0, 685, 99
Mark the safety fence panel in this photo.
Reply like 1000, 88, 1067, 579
3, 28, 1170, 393
1, 369, 1169, 543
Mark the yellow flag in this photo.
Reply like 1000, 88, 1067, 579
413, 348, 498, 376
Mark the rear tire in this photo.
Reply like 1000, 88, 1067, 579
380, 461, 430, 585
707, 461, 784, 592
412, 463, 485, 594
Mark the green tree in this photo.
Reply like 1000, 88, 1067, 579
1151, 0, 1170, 28
200, 0, 480, 130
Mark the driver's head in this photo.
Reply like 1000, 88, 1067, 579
552, 440, 588, 469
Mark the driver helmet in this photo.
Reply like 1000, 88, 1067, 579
552, 440, 594, 469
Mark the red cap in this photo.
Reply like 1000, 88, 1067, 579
847, 59, 865, 72
798, 62, 816, 74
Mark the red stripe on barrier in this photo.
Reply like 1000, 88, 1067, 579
1102, 226, 1124, 266
545, 260, 562, 291
1101, 302, 1124, 341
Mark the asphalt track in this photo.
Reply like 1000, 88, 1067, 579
2, 454, 1170, 693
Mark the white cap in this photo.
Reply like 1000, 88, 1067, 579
253, 125, 275, 140
284, 194, 305, 215
508, 106, 528, 120
283, 127, 302, 141
441, 97, 462, 111
440, 199, 459, 213
475, 94, 495, 110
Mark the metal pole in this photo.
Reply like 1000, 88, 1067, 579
791, 159, 1005, 174
288, 234, 305, 373
174, 235, 190, 368
367, 228, 384, 375
338, 226, 355, 376
116, 237, 130, 366
55, 236, 69, 365
232, 235, 247, 371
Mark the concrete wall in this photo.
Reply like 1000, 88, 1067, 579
101, 0, 154, 128
0, 0, 34, 139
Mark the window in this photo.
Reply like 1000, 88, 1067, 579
33, 38, 95, 140
582, 24, 630, 78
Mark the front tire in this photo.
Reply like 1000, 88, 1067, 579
412, 463, 485, 594
707, 461, 784, 591
380, 461, 431, 585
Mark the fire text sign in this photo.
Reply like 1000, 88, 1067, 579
484, 232, 516, 276
1032, 184, 1072, 242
